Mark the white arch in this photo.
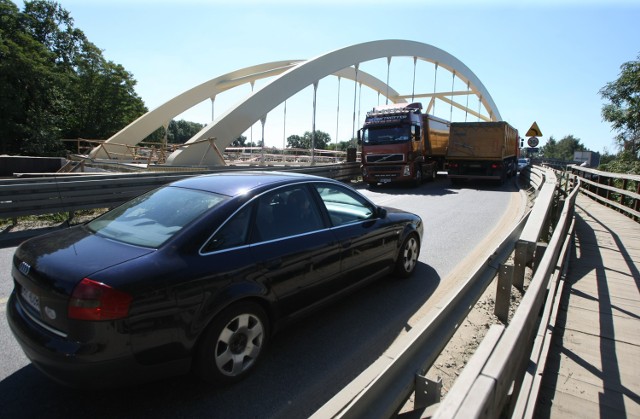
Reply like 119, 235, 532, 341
90, 60, 404, 161
165, 40, 500, 166
90, 60, 303, 159
92, 40, 500, 166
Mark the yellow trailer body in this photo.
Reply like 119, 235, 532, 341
446, 121, 519, 182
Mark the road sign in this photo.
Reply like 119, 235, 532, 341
526, 122, 542, 137
528, 136, 539, 147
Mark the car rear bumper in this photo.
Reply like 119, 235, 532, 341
7, 291, 190, 388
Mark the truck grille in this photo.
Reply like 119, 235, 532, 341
371, 165, 402, 173
366, 154, 404, 163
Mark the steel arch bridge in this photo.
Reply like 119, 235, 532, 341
90, 40, 502, 166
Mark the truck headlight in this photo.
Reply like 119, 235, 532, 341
403, 165, 411, 176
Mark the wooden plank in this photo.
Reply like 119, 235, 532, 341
536, 194, 640, 418
538, 388, 632, 418
567, 294, 640, 319
568, 281, 640, 303
560, 305, 640, 352
552, 328, 640, 374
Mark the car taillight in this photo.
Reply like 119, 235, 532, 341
68, 278, 132, 321
491, 163, 502, 169
448, 163, 458, 169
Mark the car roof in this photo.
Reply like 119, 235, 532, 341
168, 171, 326, 197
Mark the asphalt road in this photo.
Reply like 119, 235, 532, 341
0, 177, 525, 418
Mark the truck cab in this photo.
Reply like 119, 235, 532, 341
359, 103, 449, 187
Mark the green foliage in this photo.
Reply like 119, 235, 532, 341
598, 150, 640, 175
143, 120, 205, 145
286, 130, 332, 149
167, 120, 203, 144
230, 135, 248, 147
326, 140, 353, 151
0, 0, 147, 156
540, 135, 586, 161
599, 52, 640, 158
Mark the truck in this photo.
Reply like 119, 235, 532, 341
446, 121, 519, 183
358, 102, 449, 187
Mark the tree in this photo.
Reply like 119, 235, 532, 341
540, 135, 586, 161
230, 135, 248, 147
327, 140, 353, 151
167, 120, 203, 144
540, 137, 557, 158
286, 130, 331, 149
599, 52, 640, 159
0, 0, 65, 155
0, 0, 147, 156
67, 41, 147, 140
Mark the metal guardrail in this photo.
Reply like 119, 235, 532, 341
433, 173, 579, 418
0, 163, 361, 223
311, 166, 570, 418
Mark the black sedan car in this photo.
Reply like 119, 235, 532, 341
8, 171, 423, 387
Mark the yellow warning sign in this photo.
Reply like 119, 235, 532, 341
526, 121, 542, 137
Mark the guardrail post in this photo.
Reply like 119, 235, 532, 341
495, 263, 514, 324
513, 240, 535, 290
414, 374, 442, 410
533, 243, 548, 275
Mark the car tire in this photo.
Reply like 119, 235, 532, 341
394, 234, 420, 278
195, 302, 269, 384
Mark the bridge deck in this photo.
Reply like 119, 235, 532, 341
536, 194, 640, 418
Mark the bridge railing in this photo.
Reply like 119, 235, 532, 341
569, 164, 640, 221
311, 166, 578, 418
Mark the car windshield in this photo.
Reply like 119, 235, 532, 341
363, 126, 411, 144
87, 186, 227, 248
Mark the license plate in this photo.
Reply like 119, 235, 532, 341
21, 286, 40, 313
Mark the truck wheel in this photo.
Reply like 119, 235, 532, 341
414, 167, 423, 187
430, 167, 437, 182
195, 302, 269, 384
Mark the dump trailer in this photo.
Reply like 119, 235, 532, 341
358, 102, 450, 187
446, 121, 519, 183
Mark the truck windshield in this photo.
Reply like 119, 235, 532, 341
363, 126, 411, 145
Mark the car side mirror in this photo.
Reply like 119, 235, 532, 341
377, 207, 387, 218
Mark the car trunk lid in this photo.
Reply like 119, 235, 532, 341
12, 226, 154, 335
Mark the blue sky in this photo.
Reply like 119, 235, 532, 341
13, 0, 640, 153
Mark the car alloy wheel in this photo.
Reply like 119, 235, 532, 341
196, 302, 268, 383
395, 234, 420, 278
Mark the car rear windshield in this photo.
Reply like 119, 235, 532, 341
87, 186, 227, 248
